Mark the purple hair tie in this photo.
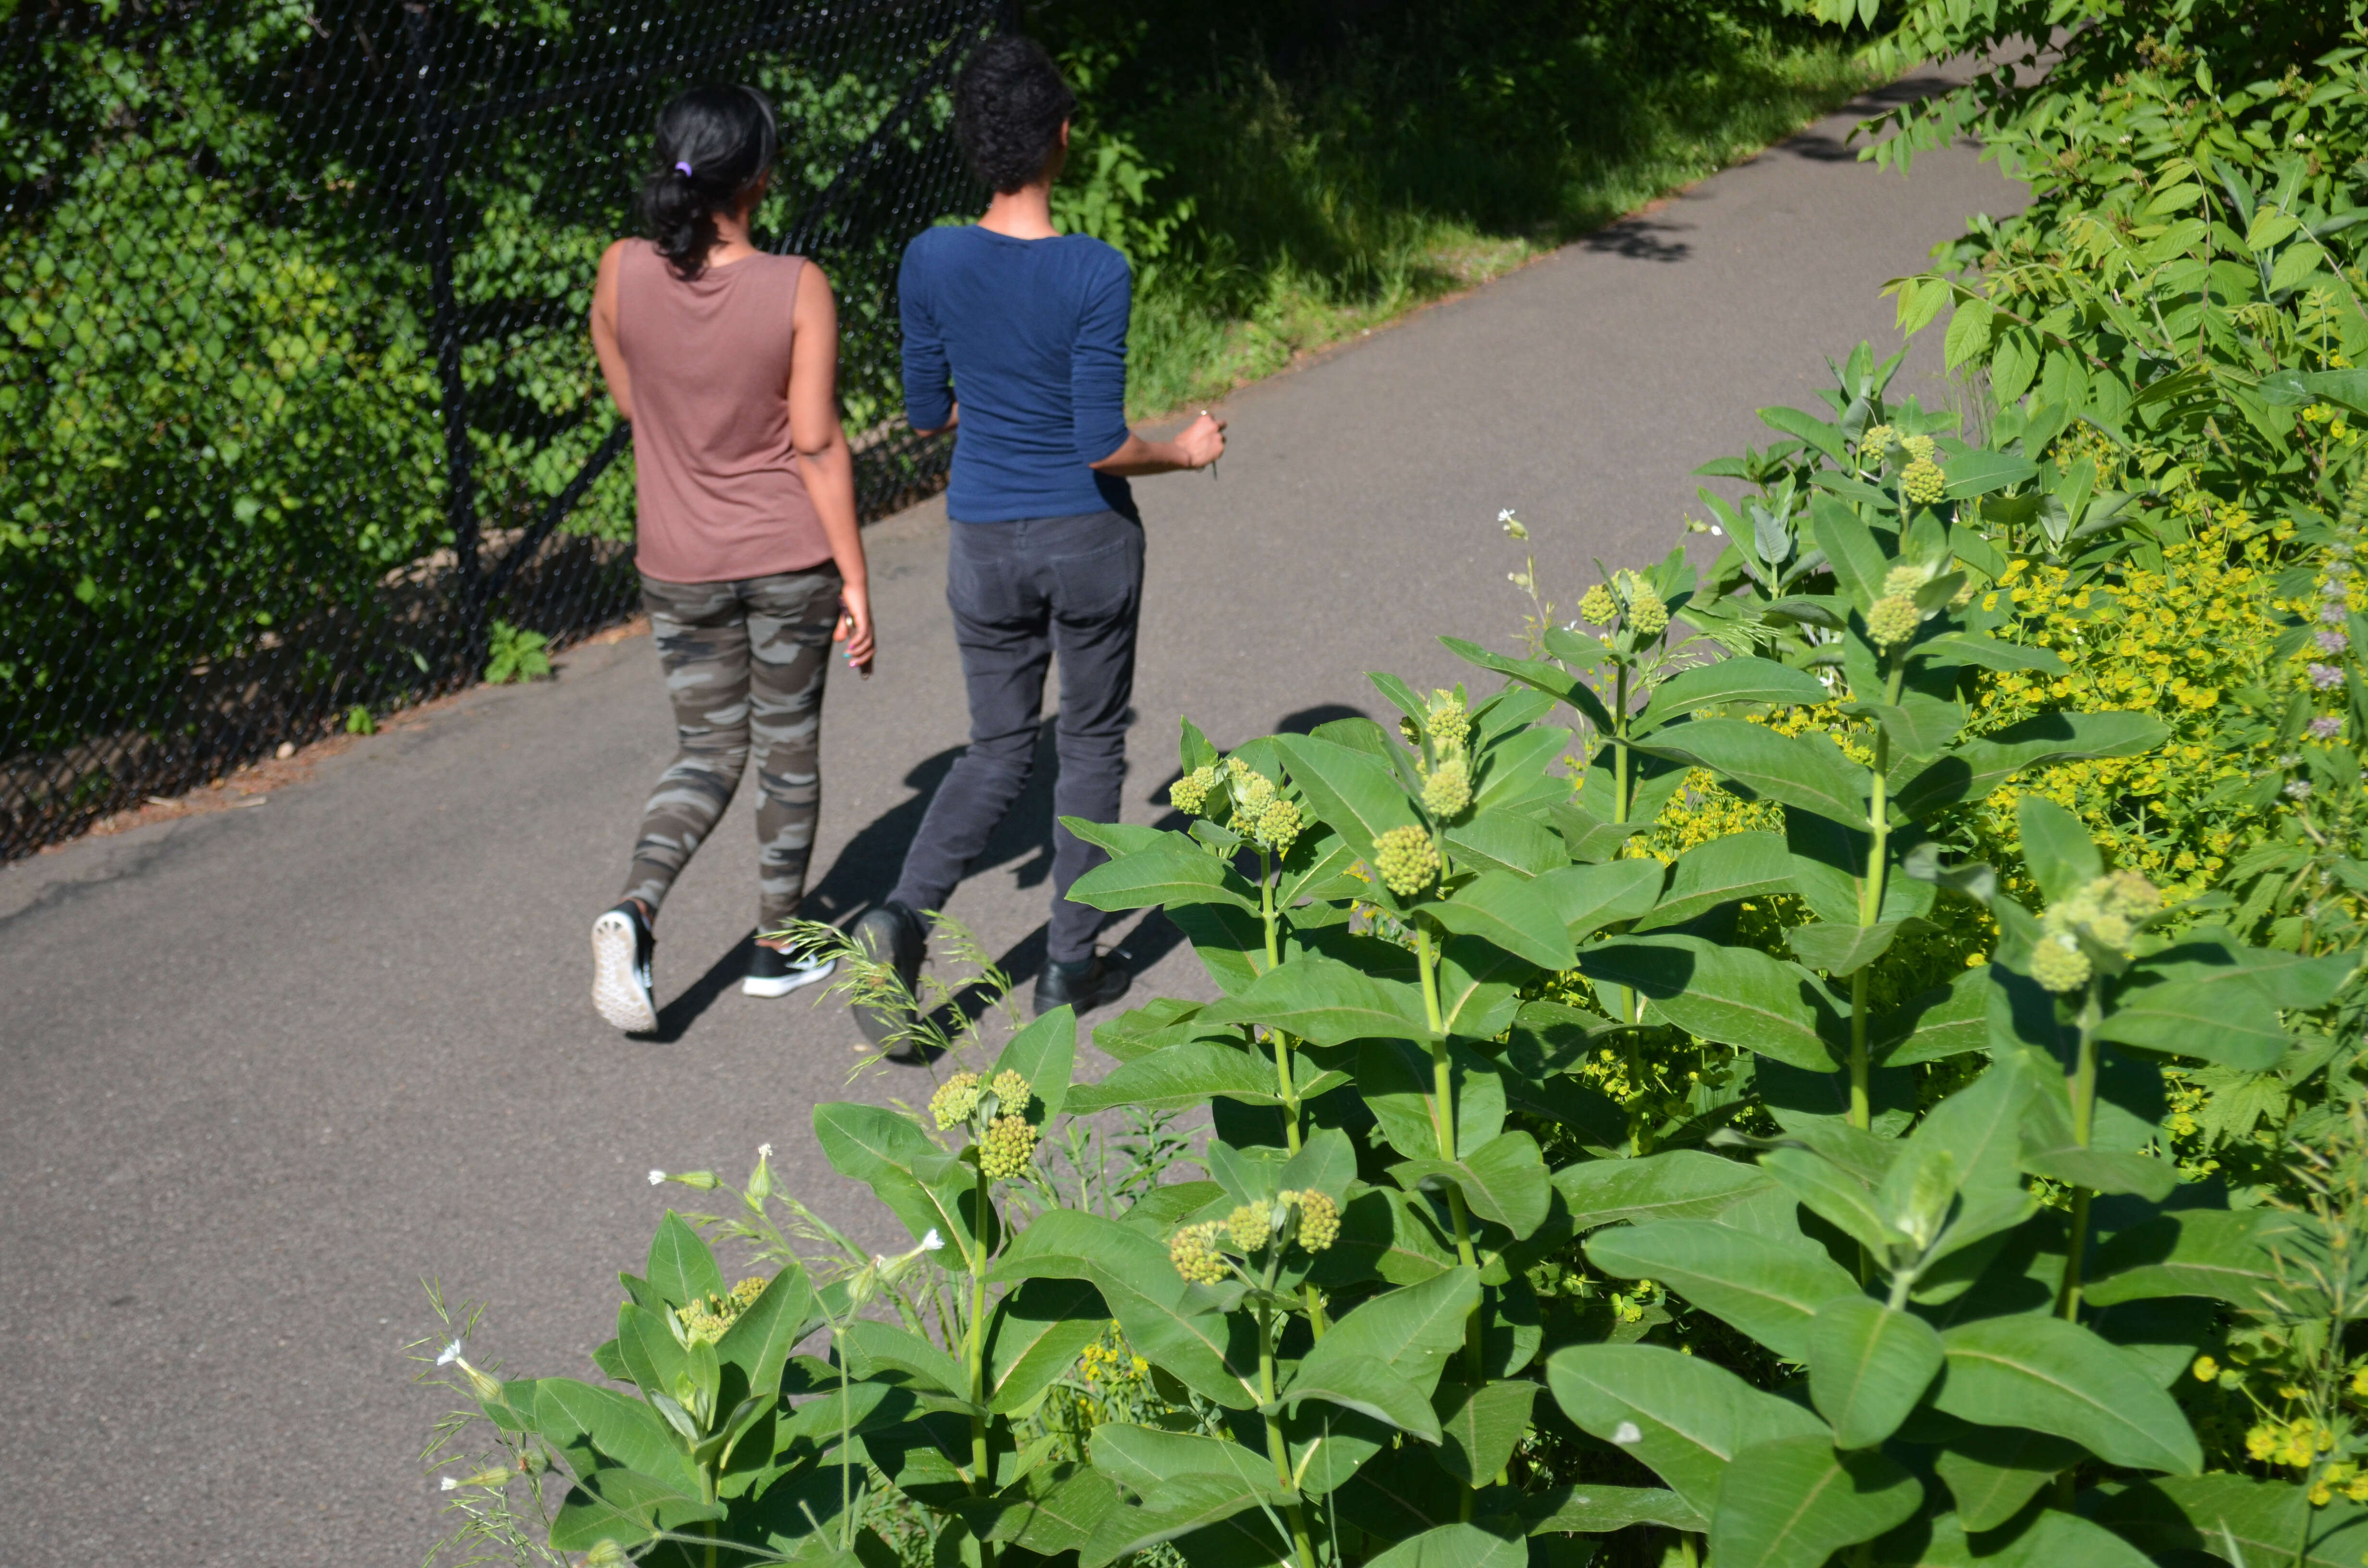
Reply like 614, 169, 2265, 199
674, 160, 693, 178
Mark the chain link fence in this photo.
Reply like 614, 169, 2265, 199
1, 0, 1008, 859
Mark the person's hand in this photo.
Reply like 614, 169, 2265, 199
1175, 411, 1227, 469
835, 585, 876, 675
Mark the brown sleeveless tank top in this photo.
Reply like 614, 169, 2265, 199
614, 241, 830, 583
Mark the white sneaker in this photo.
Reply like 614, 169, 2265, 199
743, 943, 836, 998
591, 903, 658, 1032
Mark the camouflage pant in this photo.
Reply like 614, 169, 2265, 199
621, 568, 839, 931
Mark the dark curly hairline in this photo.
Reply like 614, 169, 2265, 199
954, 36, 1076, 195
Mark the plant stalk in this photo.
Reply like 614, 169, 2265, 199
1257, 1299, 1319, 1568
966, 1161, 998, 1568
2056, 978, 2105, 1325
1418, 921, 1486, 1386
1848, 662, 1907, 1134
1261, 853, 1304, 1154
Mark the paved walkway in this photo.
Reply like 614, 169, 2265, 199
0, 76, 2022, 1565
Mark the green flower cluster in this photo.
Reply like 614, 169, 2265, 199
1626, 577, 1669, 637
674, 1276, 769, 1346
1423, 692, 1471, 750
1168, 1190, 1340, 1284
1867, 593, 1922, 651
1883, 563, 1926, 597
930, 1071, 982, 1130
1578, 583, 1618, 625
1170, 764, 1219, 816
980, 1113, 1039, 1180
1901, 458, 1947, 506
1226, 1201, 1280, 1252
1422, 755, 1472, 819
1373, 823, 1441, 897
1899, 433, 1936, 465
1858, 423, 1899, 464
1168, 1222, 1228, 1285
2031, 870, 2165, 993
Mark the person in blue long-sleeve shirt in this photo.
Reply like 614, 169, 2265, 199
851, 34, 1224, 1046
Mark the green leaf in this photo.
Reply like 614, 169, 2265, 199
1576, 936, 1835, 1070
1089, 1423, 1273, 1495
1358, 1038, 1501, 1162
1712, 1435, 1922, 1568
1873, 967, 1992, 1066
1634, 831, 1795, 932
812, 1102, 983, 1254
1394, 1130, 1552, 1239
1444, 808, 1570, 877
1807, 1298, 1945, 1449
530, 1378, 703, 1495
1931, 1313, 2201, 1474
1061, 818, 1184, 859
2084, 1208, 2297, 1313
1554, 1150, 1775, 1230
1440, 637, 1615, 732
1067, 844, 1259, 913
1931, 1427, 2082, 1532
1940, 448, 2038, 498
1283, 1353, 1442, 1440
1891, 712, 2168, 821
1520, 1484, 1706, 1535
1433, 1378, 1537, 1486
1638, 657, 1829, 727
1548, 1344, 1826, 1512
994, 1004, 1076, 1122
1080, 1472, 1292, 1568
1275, 734, 1419, 849
1918, 633, 2066, 674
548, 1467, 719, 1552
1534, 859, 1665, 939
1197, 953, 1435, 1044
1586, 1220, 1858, 1360
1067, 1041, 1287, 1114
1813, 498, 1891, 609
987, 1277, 1109, 1413
1364, 1522, 1526, 1568
844, 1318, 970, 1400
1632, 719, 1869, 828
990, 1210, 1258, 1409
2089, 1475, 2368, 1568
712, 1262, 814, 1399
1789, 919, 1907, 977
1944, 297, 1994, 369
1895, 1506, 2156, 1567
2094, 974, 2287, 1069
1435, 933, 1534, 1042
644, 1212, 725, 1308
1428, 870, 1576, 968
2015, 797, 2100, 904
1292, 1267, 1480, 1396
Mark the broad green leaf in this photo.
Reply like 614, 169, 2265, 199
1293, 1267, 1480, 1396
1634, 831, 1794, 932
531, 1377, 703, 1495
1932, 1313, 2201, 1474
1080, 1472, 1292, 1568
1944, 297, 1994, 368
1638, 657, 1829, 727
1931, 1427, 2082, 1532
1631, 718, 1869, 828
1321, 1185, 1459, 1286
844, 1318, 969, 1401
1364, 1522, 1526, 1568
1807, 1298, 1945, 1449
1168, 902, 1268, 995
1428, 870, 1577, 968
2084, 1208, 2298, 1313
1060, 818, 1183, 859
712, 1261, 814, 1399
812, 1102, 982, 1253
1519, 1484, 1706, 1535
1554, 1150, 1775, 1230
1471, 721, 1579, 812
1873, 967, 1991, 1066
644, 1212, 725, 1309
1893, 1507, 2155, 1567
1712, 1436, 1922, 1568
2017, 1084, 2178, 1201
990, 1210, 1258, 1409
2089, 1474, 2368, 1568
2015, 797, 2100, 905
1760, 1146, 1896, 1261
1586, 1219, 1859, 1360
1812, 497, 1890, 610
1919, 633, 2066, 674
1282, 1352, 1441, 1440
1576, 936, 1834, 1069
987, 1278, 1109, 1413
1865, 696, 1965, 760
1440, 636, 1616, 733
975, 1463, 1122, 1555
1433, 1377, 1537, 1486
1788, 919, 1906, 977
1759, 404, 1849, 462
1089, 1424, 1272, 1495
1534, 859, 1666, 939
1939, 448, 2037, 498
1275, 734, 1419, 849
1890, 712, 2168, 821
1067, 844, 1260, 912
1197, 953, 1435, 1044
1435, 932, 1533, 1042
1393, 1130, 1552, 1239
1066, 1041, 1286, 1115
994, 1004, 1076, 1122
2094, 975, 2286, 1069
1444, 808, 1570, 878
1357, 1038, 1503, 1162
548, 1467, 718, 1552
1547, 1344, 1826, 1512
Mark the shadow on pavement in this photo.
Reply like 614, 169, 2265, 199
646, 929, 760, 1044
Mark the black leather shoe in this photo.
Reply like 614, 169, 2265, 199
850, 901, 925, 1054
1033, 954, 1131, 1017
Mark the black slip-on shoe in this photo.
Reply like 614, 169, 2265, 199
851, 900, 925, 1052
591, 902, 658, 1033
743, 941, 836, 998
1033, 954, 1131, 1017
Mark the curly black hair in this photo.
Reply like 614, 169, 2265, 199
953, 35, 1075, 195
640, 84, 778, 281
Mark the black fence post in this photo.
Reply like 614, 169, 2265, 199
405, 3, 481, 625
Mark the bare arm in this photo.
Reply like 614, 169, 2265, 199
788, 264, 874, 670
1089, 412, 1225, 477
911, 401, 959, 439
589, 241, 633, 423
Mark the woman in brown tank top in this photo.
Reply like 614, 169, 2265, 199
582, 84, 876, 1033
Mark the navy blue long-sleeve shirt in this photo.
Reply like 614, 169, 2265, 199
898, 225, 1137, 523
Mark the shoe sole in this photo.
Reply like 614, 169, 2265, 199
591, 911, 658, 1032
743, 956, 837, 998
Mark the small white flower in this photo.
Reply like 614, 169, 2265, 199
1497, 508, 1515, 523
757, 1143, 773, 1159
921, 1229, 945, 1251
1613, 1421, 1643, 1445
436, 1339, 464, 1367
648, 1169, 666, 1186
440, 1476, 458, 1491
1710, 525, 1724, 536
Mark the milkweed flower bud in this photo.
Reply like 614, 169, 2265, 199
1422, 756, 1472, 820
1857, 424, 1898, 463
585, 1540, 631, 1567
1227, 1201, 1280, 1253
1627, 583, 1668, 638
1867, 594, 1921, 650
1578, 584, 1618, 625
1901, 459, 1946, 506
1899, 433, 1936, 464
980, 1114, 1038, 1180
1170, 1221, 1229, 1285
988, 1068, 1031, 1118
2030, 932, 2092, 993
1170, 765, 1218, 816
1372, 825, 1441, 898
1424, 693, 1471, 750
930, 1071, 982, 1130
1882, 564, 1926, 598
1290, 1189, 1340, 1252
1257, 796, 1304, 854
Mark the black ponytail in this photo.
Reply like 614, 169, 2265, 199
640, 84, 778, 281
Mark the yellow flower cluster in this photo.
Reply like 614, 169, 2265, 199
675, 1276, 769, 1346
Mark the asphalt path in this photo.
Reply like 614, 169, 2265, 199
0, 74, 2024, 1565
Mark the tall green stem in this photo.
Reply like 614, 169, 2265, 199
1417, 922, 1485, 1386
965, 1163, 998, 1568
2056, 979, 2105, 1323
1260, 850, 1303, 1155
1257, 1300, 1320, 1568
1848, 663, 1906, 1134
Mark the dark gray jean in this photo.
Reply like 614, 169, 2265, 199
888, 508, 1144, 963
